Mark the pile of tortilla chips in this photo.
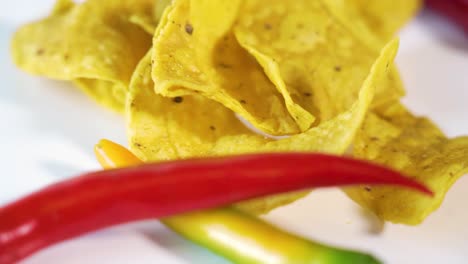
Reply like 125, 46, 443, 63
11, 0, 468, 225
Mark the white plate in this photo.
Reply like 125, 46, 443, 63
1, 2, 468, 264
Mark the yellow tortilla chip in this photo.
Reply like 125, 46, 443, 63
127, 39, 399, 213
320, 0, 382, 50
130, 0, 172, 35
233, 0, 401, 127
348, 0, 422, 41
11, 0, 155, 112
151, 0, 311, 135
347, 102, 468, 224
127, 52, 255, 162
317, 0, 407, 107
154, 0, 172, 23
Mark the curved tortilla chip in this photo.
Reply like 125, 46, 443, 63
347, 102, 468, 225
129, 0, 173, 35
349, 0, 422, 41
319, 0, 408, 108
151, 0, 309, 135
317, 1, 412, 110
323, 0, 411, 107
11, 0, 155, 111
233, 0, 400, 127
127, 40, 399, 213
154, 0, 172, 23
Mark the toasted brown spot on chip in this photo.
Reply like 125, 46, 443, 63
185, 23, 193, 35
173, 96, 184, 103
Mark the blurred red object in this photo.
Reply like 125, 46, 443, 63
426, 0, 468, 34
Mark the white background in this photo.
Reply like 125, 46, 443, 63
1, 2, 468, 263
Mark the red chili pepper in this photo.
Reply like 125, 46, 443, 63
0, 153, 432, 264
426, 0, 468, 34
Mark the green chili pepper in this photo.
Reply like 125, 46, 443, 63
166, 208, 381, 264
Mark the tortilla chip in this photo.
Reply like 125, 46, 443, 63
320, 0, 382, 49
151, 0, 310, 135
129, 14, 157, 35
128, 39, 399, 213
11, 0, 155, 112
233, 0, 401, 127
348, 0, 422, 41
347, 102, 468, 224
317, 0, 407, 107
130, 0, 172, 34
127, 51, 255, 162
154, 0, 172, 23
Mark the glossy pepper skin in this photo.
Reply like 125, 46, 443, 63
168, 208, 380, 264
97, 140, 382, 264
0, 143, 431, 263
426, 0, 468, 34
